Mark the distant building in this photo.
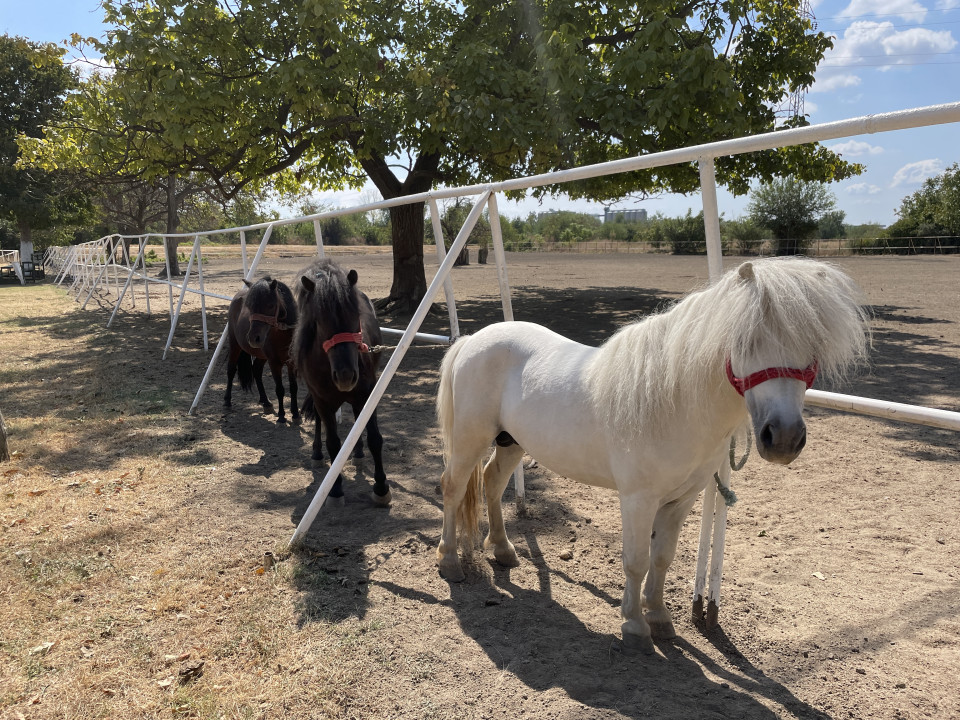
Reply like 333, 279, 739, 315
604, 208, 648, 223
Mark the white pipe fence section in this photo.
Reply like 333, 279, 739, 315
52, 102, 960, 626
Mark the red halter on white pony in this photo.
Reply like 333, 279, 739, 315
435, 257, 869, 654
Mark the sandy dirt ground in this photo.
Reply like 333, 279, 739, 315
6, 248, 960, 719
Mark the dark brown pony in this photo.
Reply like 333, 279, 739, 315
224, 277, 299, 424
292, 258, 390, 506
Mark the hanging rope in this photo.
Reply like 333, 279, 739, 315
713, 431, 752, 507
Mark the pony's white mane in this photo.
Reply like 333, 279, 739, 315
586, 257, 871, 436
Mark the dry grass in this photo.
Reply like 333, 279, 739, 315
0, 284, 371, 719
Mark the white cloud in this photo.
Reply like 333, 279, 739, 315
829, 140, 884, 156
821, 21, 957, 71
845, 183, 884, 195
839, 0, 927, 22
936, 0, 960, 9
890, 159, 944, 186
809, 73, 862, 93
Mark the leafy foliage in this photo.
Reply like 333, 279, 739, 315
0, 35, 91, 248
886, 162, 960, 238
59, 0, 858, 307
747, 177, 837, 255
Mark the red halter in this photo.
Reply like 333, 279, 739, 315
247, 308, 290, 331
726, 358, 819, 396
322, 330, 369, 353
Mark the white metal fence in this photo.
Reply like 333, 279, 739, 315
54, 101, 960, 627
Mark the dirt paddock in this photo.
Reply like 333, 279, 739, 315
1, 250, 958, 719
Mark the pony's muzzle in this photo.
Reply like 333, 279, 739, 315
755, 417, 807, 464
332, 367, 359, 392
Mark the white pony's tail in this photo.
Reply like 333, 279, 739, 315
436, 338, 483, 548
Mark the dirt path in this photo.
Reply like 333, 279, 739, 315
1, 251, 958, 719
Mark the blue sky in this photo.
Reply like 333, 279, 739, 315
2, 0, 958, 226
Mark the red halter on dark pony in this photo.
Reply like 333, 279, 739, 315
726, 358, 818, 396
322, 330, 369, 353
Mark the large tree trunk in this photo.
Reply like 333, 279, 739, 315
0, 408, 10, 462
356, 148, 440, 314
163, 173, 182, 277
386, 202, 428, 314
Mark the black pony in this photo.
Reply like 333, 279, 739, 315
224, 276, 299, 424
292, 258, 390, 506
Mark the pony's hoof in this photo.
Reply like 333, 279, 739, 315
353, 447, 365, 459
372, 488, 392, 507
276, 417, 287, 425
486, 540, 520, 568
262, 405, 275, 415
291, 416, 302, 426
438, 561, 465, 583
646, 619, 677, 640
311, 456, 325, 469
621, 632, 656, 655
325, 494, 346, 508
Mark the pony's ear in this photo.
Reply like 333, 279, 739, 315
269, 279, 278, 291
347, 269, 358, 286
738, 262, 755, 282
300, 276, 316, 293
242, 279, 252, 288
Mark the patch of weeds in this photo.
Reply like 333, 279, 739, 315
168, 687, 219, 719
16, 551, 93, 589
22, 655, 55, 681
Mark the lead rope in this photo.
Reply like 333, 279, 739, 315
713, 431, 751, 507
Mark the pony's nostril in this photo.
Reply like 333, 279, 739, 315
760, 423, 774, 449
794, 428, 807, 453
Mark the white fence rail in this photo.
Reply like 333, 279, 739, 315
55, 101, 960, 627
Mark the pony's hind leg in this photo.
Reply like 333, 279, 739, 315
437, 440, 490, 582
642, 492, 699, 639
482, 443, 524, 568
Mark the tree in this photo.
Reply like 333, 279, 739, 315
83, 0, 858, 312
887, 162, 960, 238
818, 209, 846, 239
0, 35, 90, 258
747, 178, 837, 255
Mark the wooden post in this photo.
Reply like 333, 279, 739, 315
0, 408, 10, 462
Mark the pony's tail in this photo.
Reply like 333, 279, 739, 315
301, 395, 316, 422
457, 463, 483, 550
436, 337, 468, 464
237, 351, 254, 392
436, 338, 484, 548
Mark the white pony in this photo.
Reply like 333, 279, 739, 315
435, 257, 870, 653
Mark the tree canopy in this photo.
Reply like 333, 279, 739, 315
747, 177, 837, 254
46, 0, 859, 309
0, 34, 90, 252
887, 162, 960, 238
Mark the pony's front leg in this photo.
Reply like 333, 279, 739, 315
642, 492, 700, 639
619, 492, 659, 654
320, 405, 346, 503
482, 444, 524, 567
352, 401, 390, 507
287, 364, 300, 424
253, 358, 273, 414
269, 361, 287, 424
